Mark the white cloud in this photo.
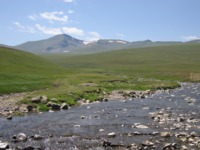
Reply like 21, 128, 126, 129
35, 24, 84, 36
62, 27, 84, 36
40, 11, 68, 23
13, 22, 35, 33
28, 14, 38, 21
181, 35, 200, 41
68, 10, 74, 14
35, 24, 62, 35
86, 32, 101, 41
63, 0, 74, 3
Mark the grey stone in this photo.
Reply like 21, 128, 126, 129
47, 102, 60, 110
103, 140, 111, 147
160, 132, 171, 138
190, 131, 198, 137
0, 142, 9, 150
6, 115, 12, 120
27, 105, 33, 112
163, 143, 172, 150
108, 132, 116, 138
33, 134, 43, 140
142, 140, 154, 146
61, 103, 68, 110
17, 133, 27, 141
31, 97, 41, 103
41, 95, 48, 103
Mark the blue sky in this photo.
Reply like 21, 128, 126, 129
1, 0, 200, 45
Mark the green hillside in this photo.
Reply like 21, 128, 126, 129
44, 44, 200, 81
1, 44, 200, 107
0, 46, 66, 94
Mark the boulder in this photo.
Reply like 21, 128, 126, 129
47, 102, 60, 110
60, 103, 68, 110
27, 105, 33, 112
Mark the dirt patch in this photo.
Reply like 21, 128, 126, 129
189, 73, 200, 81
0, 92, 29, 117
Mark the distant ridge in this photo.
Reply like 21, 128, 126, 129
11, 34, 199, 54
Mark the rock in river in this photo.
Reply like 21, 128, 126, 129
17, 133, 27, 141
0, 141, 9, 150
60, 103, 68, 110
108, 132, 116, 138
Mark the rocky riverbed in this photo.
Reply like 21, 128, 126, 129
0, 83, 200, 150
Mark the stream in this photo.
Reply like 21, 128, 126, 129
0, 83, 200, 150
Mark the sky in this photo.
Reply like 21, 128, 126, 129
0, 0, 200, 46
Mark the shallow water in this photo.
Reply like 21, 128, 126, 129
0, 83, 200, 149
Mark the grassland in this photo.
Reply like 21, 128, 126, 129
1, 44, 200, 110
0, 46, 66, 94
43, 44, 200, 81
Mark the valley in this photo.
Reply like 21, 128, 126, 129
0, 35, 200, 149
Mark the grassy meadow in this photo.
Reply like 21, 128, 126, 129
1, 44, 200, 110
0, 46, 66, 94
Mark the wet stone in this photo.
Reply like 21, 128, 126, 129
108, 132, 116, 138
99, 129, 105, 132
0, 142, 9, 150
33, 134, 43, 140
61, 103, 68, 110
26, 105, 33, 112
190, 131, 198, 137
17, 133, 27, 141
103, 140, 111, 147
160, 132, 171, 138
6, 115, 12, 120
142, 140, 154, 146
81, 116, 86, 119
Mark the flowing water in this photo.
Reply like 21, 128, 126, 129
0, 83, 200, 149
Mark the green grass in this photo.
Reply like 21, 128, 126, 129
1, 44, 200, 109
42, 43, 200, 81
0, 46, 67, 94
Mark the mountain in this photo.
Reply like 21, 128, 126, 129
186, 39, 200, 43
13, 34, 191, 54
14, 34, 84, 53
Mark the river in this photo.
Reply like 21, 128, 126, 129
0, 83, 200, 149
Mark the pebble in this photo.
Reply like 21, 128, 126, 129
108, 132, 116, 138
160, 132, 171, 137
17, 133, 27, 141
81, 116, 86, 119
142, 140, 154, 146
99, 129, 105, 132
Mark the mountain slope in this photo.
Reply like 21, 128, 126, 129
15, 34, 84, 53
44, 44, 200, 81
0, 46, 65, 94
14, 34, 184, 54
